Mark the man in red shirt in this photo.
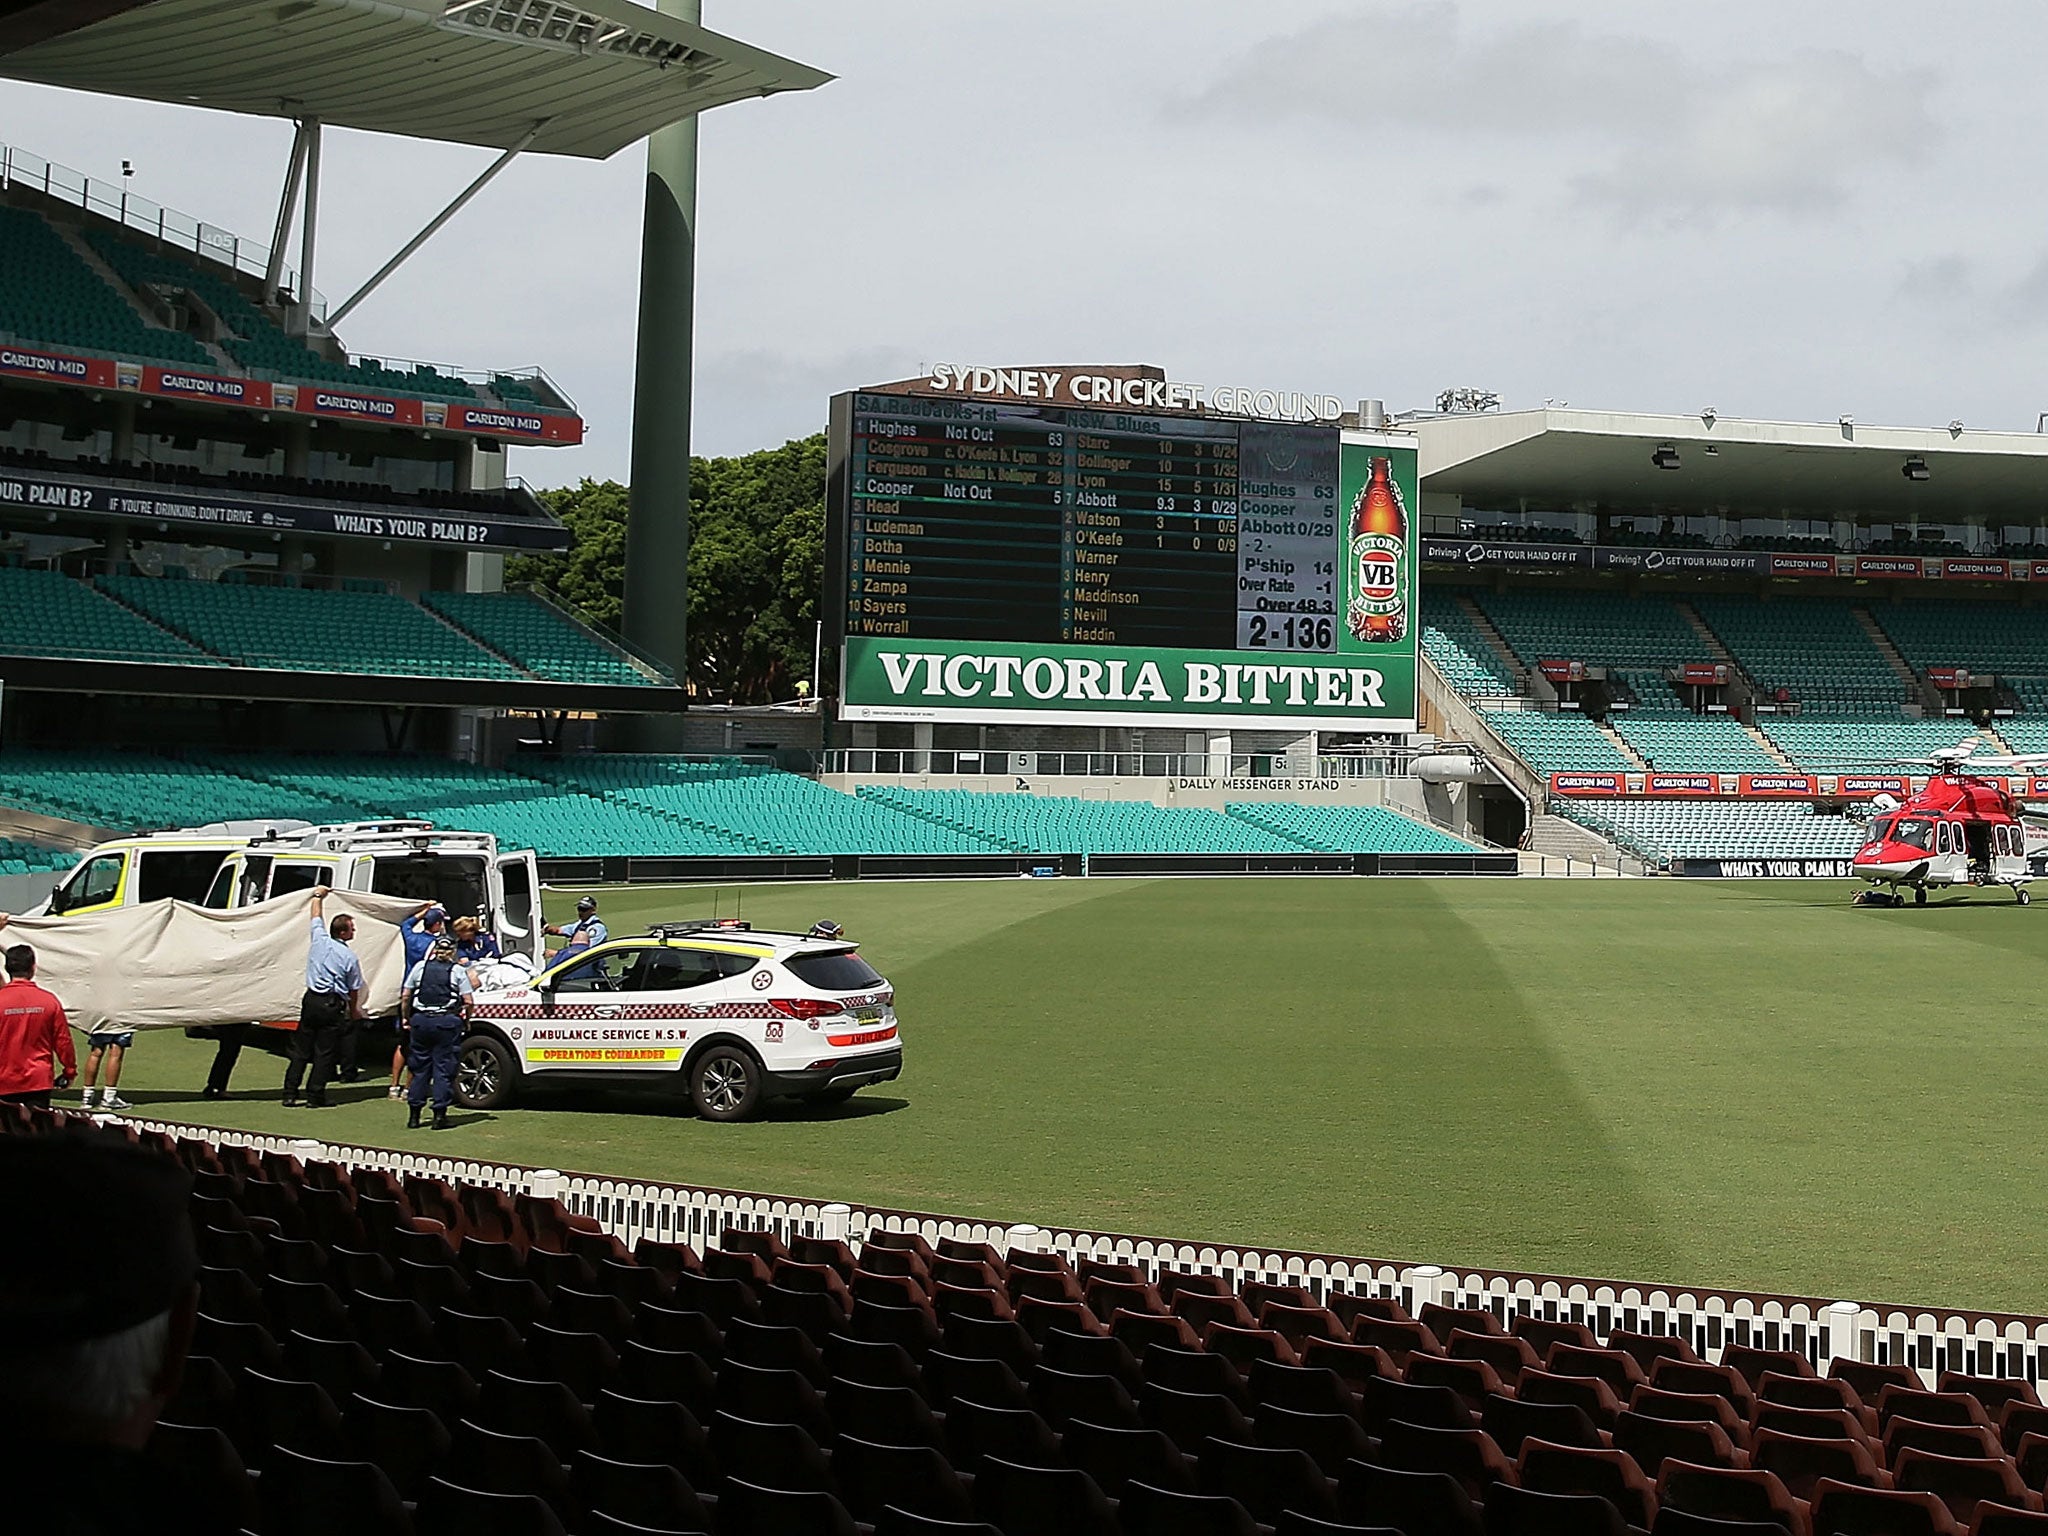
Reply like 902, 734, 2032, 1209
0, 943, 77, 1110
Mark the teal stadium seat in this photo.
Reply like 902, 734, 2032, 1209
1480, 710, 1633, 775
1609, 715, 1782, 773
98, 574, 524, 679
0, 567, 220, 666
1420, 590, 1519, 698
1473, 589, 1706, 707
422, 592, 658, 686
1223, 802, 1479, 853
1563, 801, 1869, 865
0, 206, 213, 367
859, 786, 1309, 855
520, 758, 1015, 856
1757, 714, 1980, 770
0, 752, 367, 831
0, 837, 77, 876
1690, 596, 1905, 715
1867, 597, 2048, 677
86, 226, 476, 399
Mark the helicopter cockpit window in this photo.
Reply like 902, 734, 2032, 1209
1892, 817, 1935, 851
1867, 816, 1892, 844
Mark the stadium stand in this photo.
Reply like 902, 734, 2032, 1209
14, 1106, 2011, 1536
423, 591, 658, 686
0, 204, 213, 367
1563, 801, 1868, 864
214, 754, 767, 859
1222, 801, 1479, 853
1689, 596, 1904, 713
1866, 598, 2048, 677
0, 836, 72, 874
0, 565, 220, 665
98, 574, 527, 679
84, 222, 478, 399
0, 749, 1483, 861
1609, 715, 1783, 773
1758, 716, 1975, 770
1420, 591, 1519, 697
1471, 589, 1705, 711
523, 758, 1017, 856
858, 785, 1313, 855
0, 751, 365, 830
1480, 710, 1634, 775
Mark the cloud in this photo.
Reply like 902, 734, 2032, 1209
1176, 4, 1937, 218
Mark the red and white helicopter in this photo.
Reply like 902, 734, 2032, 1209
1851, 740, 2048, 906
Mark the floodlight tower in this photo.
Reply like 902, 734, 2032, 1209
622, 0, 701, 743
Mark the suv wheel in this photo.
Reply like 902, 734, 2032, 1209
455, 1033, 517, 1110
690, 1044, 763, 1122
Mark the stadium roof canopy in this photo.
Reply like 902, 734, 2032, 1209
0, 0, 831, 159
1419, 408, 2048, 521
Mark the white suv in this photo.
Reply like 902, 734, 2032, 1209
455, 919, 902, 1120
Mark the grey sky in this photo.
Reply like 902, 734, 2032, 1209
3, 1, 2042, 487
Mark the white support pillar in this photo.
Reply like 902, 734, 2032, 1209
289, 119, 322, 337
1824, 1300, 1864, 1368
911, 721, 934, 773
1403, 1263, 1445, 1315
1006, 1223, 1046, 1254
819, 1202, 851, 1244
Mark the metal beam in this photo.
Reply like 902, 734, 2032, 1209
289, 117, 322, 336
325, 122, 543, 329
263, 119, 309, 304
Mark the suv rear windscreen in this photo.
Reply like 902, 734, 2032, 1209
785, 950, 884, 991
371, 854, 488, 918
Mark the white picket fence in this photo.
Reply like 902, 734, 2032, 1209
129, 1114, 2045, 1390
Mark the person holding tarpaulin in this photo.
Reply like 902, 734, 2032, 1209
282, 886, 364, 1108
400, 934, 472, 1130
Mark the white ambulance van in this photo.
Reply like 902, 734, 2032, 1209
38, 819, 543, 964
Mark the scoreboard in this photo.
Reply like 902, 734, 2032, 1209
825, 389, 1418, 731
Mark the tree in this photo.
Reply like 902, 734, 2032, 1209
507, 434, 826, 703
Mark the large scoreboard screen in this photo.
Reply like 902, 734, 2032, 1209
825, 389, 1418, 731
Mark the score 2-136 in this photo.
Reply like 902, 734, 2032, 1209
1244, 615, 1335, 649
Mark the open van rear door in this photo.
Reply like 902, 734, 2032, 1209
496, 851, 543, 963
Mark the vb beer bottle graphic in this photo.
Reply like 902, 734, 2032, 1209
1346, 454, 1407, 643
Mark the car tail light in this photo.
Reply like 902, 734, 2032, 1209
805, 1059, 841, 1072
826, 1025, 898, 1047
770, 997, 840, 1020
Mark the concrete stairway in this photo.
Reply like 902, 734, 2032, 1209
1455, 595, 1529, 689
57, 223, 241, 375
1741, 720, 1796, 767
1526, 812, 1633, 875
1597, 718, 1648, 769
1674, 599, 1739, 666
1852, 607, 1929, 704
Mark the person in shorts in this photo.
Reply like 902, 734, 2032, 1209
80, 1028, 134, 1112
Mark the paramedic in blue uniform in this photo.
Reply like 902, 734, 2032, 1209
401, 935, 473, 1130
283, 886, 364, 1108
545, 895, 607, 959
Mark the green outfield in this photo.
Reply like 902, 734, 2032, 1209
91, 877, 2048, 1314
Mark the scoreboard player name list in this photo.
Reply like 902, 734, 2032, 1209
845, 395, 1341, 654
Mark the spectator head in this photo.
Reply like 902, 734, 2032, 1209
0, 1138, 198, 1447
330, 913, 356, 942
4, 944, 32, 979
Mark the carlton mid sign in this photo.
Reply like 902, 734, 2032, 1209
921, 364, 1344, 424
841, 638, 1411, 731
